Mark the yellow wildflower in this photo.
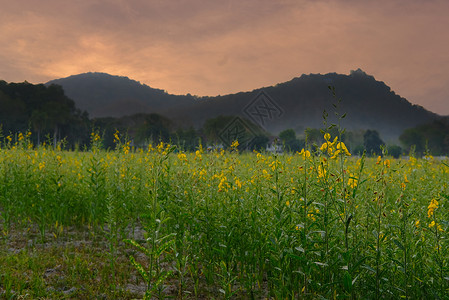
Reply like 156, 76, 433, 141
195, 150, 202, 160
427, 199, 438, 218
177, 153, 187, 162
348, 174, 358, 188
330, 150, 341, 159
113, 130, 120, 143
318, 165, 326, 178
298, 148, 311, 158
234, 177, 242, 189
376, 156, 382, 165
336, 142, 351, 156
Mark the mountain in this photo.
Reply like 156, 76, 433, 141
164, 69, 438, 141
47, 72, 197, 118
47, 69, 439, 141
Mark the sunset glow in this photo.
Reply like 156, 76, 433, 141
1, 0, 448, 114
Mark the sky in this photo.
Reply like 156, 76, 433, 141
1, 0, 448, 115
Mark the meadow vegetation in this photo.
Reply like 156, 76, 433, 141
0, 129, 448, 299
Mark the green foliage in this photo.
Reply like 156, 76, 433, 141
279, 129, 296, 142
400, 118, 449, 155
0, 131, 449, 298
0, 81, 90, 149
364, 129, 385, 155
279, 129, 303, 152
387, 145, 403, 158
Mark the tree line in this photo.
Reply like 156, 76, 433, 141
1, 80, 447, 156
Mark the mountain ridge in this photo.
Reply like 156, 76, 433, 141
47, 69, 440, 141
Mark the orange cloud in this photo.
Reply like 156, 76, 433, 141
0, 0, 448, 114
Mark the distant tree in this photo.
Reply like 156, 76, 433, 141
304, 128, 322, 146
30, 110, 48, 145
173, 127, 199, 151
203, 116, 236, 144
352, 145, 365, 156
135, 113, 172, 144
279, 129, 296, 143
0, 81, 85, 148
286, 139, 304, 152
399, 119, 449, 155
279, 128, 303, 152
387, 145, 402, 159
202, 115, 267, 149
249, 135, 269, 151
363, 130, 385, 155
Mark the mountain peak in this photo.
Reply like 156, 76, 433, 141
350, 68, 368, 76
47, 73, 195, 118
46, 71, 438, 140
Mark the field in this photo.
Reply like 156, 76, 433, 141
0, 132, 448, 299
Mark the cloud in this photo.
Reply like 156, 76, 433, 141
0, 0, 448, 114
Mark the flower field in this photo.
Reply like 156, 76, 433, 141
0, 132, 448, 299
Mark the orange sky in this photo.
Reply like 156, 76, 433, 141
1, 0, 448, 115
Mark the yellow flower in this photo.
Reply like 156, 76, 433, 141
195, 150, 202, 160
415, 220, 420, 227
218, 176, 229, 192
234, 177, 242, 189
336, 142, 351, 156
319, 142, 328, 152
376, 156, 382, 165
384, 159, 390, 168
427, 199, 438, 218
330, 150, 341, 159
231, 140, 239, 148
429, 221, 436, 228
347, 174, 358, 188
320, 135, 339, 156
298, 148, 311, 158
113, 130, 120, 143
286, 200, 290, 207
318, 165, 326, 178
177, 153, 187, 162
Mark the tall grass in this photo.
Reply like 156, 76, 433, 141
0, 131, 448, 298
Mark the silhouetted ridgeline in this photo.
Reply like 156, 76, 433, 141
1, 69, 446, 154
47, 70, 439, 141
0, 80, 90, 147
47, 73, 197, 118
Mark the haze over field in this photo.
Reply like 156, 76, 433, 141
1, 0, 448, 115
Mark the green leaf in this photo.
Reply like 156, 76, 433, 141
362, 265, 376, 273
124, 239, 152, 257
295, 246, 305, 253
129, 256, 149, 282
343, 271, 352, 293
393, 239, 405, 251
